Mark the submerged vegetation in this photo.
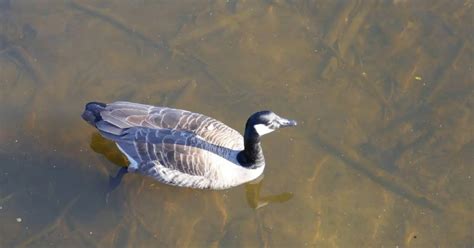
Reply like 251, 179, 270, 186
0, 0, 472, 247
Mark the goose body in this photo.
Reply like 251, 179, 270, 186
82, 101, 296, 190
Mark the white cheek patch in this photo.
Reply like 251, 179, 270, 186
254, 124, 274, 136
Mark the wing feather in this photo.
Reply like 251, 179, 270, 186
105, 127, 215, 178
100, 101, 244, 150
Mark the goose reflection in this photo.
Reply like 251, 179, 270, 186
89, 132, 293, 209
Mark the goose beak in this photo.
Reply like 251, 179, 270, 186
278, 118, 298, 127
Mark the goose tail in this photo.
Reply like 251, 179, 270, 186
82, 102, 107, 127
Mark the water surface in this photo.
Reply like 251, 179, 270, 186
0, 0, 472, 247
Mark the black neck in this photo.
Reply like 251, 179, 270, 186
237, 127, 264, 168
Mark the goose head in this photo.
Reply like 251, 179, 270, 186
238, 111, 297, 167
245, 111, 297, 138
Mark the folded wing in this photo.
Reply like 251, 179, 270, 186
100, 101, 244, 150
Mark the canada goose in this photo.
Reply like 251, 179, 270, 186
82, 101, 297, 189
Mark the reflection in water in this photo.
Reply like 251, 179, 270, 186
90, 132, 128, 168
90, 132, 292, 209
245, 176, 293, 209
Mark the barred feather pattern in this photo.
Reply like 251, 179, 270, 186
95, 102, 263, 189
101, 101, 244, 150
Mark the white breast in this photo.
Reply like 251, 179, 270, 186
206, 151, 265, 189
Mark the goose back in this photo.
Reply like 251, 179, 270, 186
101, 101, 244, 150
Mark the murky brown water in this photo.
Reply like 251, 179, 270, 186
0, 0, 472, 247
